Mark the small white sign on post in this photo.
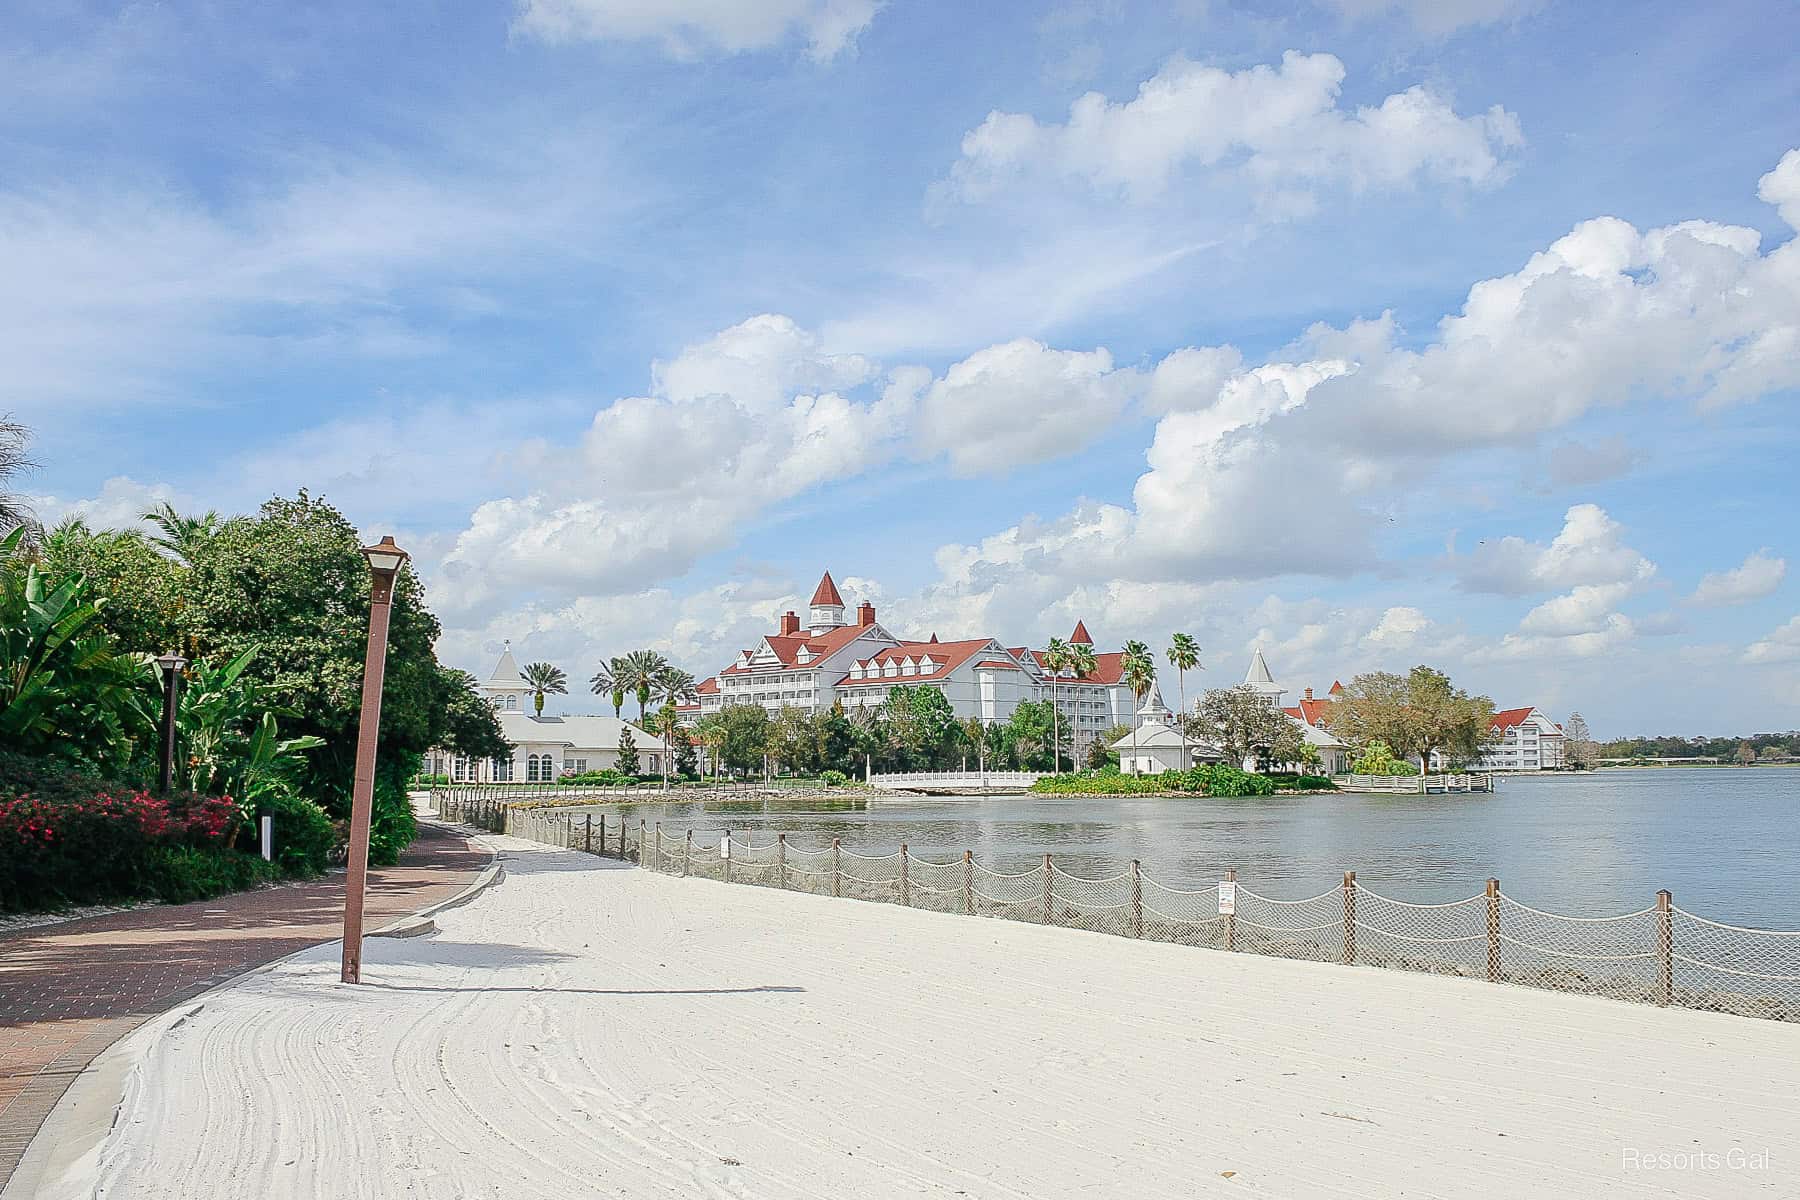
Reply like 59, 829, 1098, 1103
259, 815, 273, 862
1218, 880, 1236, 916
720, 835, 731, 860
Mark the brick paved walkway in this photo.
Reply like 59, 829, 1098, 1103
0, 821, 491, 1188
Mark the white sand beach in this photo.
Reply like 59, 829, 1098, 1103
44, 835, 1800, 1198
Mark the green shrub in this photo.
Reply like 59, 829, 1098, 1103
1295, 774, 1336, 791
1350, 741, 1419, 776
251, 785, 336, 877
142, 845, 280, 904
820, 769, 849, 787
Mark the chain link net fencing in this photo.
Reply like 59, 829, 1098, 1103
437, 790, 1800, 1025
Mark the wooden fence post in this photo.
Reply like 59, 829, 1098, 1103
637, 819, 646, 865
832, 838, 841, 898
598, 814, 606, 857
899, 843, 910, 907
683, 829, 692, 877
584, 814, 593, 854
723, 829, 732, 885
1486, 878, 1501, 982
1342, 871, 1357, 965
1225, 868, 1237, 952
962, 850, 974, 916
618, 815, 626, 858
1656, 889, 1673, 1006
778, 833, 788, 890
1130, 860, 1143, 939
654, 822, 662, 869
1041, 854, 1053, 925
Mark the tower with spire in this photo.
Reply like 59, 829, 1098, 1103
808, 571, 847, 633
483, 640, 533, 712
1243, 647, 1285, 709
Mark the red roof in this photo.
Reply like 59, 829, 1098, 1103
1328, 680, 1345, 696
1069, 620, 1094, 645
975, 659, 1022, 670
1030, 648, 1126, 687
695, 676, 718, 695
1287, 698, 1333, 728
835, 639, 998, 688
1491, 707, 1536, 731
720, 623, 869, 674
810, 571, 844, 607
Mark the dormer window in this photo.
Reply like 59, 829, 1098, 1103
919, 659, 937, 674
883, 661, 898, 677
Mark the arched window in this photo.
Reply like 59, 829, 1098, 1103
526, 754, 541, 782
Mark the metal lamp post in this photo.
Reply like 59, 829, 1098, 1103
154, 652, 188, 794
340, 536, 408, 985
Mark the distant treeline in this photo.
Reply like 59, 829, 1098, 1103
1596, 732, 1800, 760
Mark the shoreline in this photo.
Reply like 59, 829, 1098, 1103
49, 833, 1800, 1199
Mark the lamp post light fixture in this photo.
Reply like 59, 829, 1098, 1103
340, 535, 409, 985
154, 651, 188, 795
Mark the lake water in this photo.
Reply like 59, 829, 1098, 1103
560, 768, 1800, 926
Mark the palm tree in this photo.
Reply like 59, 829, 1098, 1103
647, 702, 684, 790
1167, 633, 1202, 768
1120, 640, 1156, 776
141, 502, 226, 566
654, 665, 698, 710
604, 655, 628, 717
520, 661, 567, 716
0, 417, 36, 536
1042, 637, 1071, 773
1066, 641, 1096, 764
615, 649, 669, 724
588, 660, 614, 708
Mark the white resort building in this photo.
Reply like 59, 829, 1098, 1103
1474, 707, 1566, 771
423, 644, 670, 783
685, 573, 1141, 759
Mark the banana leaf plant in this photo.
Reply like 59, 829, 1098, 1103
175, 645, 324, 801
0, 526, 158, 771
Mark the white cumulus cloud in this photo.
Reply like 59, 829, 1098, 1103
1688, 549, 1787, 608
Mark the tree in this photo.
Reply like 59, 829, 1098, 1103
1184, 685, 1306, 769
1042, 637, 1071, 774
438, 668, 511, 763
38, 519, 183, 655
1332, 666, 1496, 773
647, 702, 684, 788
819, 704, 856, 775
654, 666, 698, 713
0, 416, 36, 535
615, 649, 668, 724
1120, 640, 1156, 774
715, 703, 771, 776
1562, 712, 1594, 770
1005, 700, 1062, 771
1089, 723, 1129, 769
769, 705, 817, 775
1066, 640, 1097, 764
1735, 741, 1758, 766
881, 685, 958, 769
672, 725, 698, 779
615, 725, 640, 776
141, 503, 234, 567
588, 660, 615, 710
1167, 633, 1201, 770
520, 661, 567, 716
1350, 740, 1416, 776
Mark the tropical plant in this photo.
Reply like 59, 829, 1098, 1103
0, 416, 35, 536
1349, 740, 1417, 776
1066, 640, 1097, 765
174, 646, 325, 801
646, 701, 685, 788
654, 665, 698, 711
1167, 633, 1201, 769
141, 502, 231, 566
0, 529, 156, 772
614, 649, 669, 724
1120, 640, 1156, 775
588, 660, 615, 709
1041, 637, 1070, 773
520, 661, 567, 716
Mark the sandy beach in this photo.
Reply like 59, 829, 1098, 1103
34, 833, 1800, 1199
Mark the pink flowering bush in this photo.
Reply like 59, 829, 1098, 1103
0, 754, 278, 910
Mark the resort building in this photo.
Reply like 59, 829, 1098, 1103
1114, 650, 1350, 774
690, 572, 1140, 757
1475, 707, 1566, 771
423, 644, 670, 782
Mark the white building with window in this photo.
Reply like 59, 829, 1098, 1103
1475, 707, 1565, 771
689, 573, 1140, 759
423, 644, 669, 782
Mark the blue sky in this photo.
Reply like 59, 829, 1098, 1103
9, 0, 1800, 736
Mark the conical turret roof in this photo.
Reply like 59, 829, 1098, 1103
487, 641, 527, 688
810, 571, 844, 607
1244, 647, 1275, 685
1069, 620, 1094, 646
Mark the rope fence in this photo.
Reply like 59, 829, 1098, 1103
435, 790, 1800, 1025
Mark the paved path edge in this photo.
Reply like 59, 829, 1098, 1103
1, 824, 502, 1200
